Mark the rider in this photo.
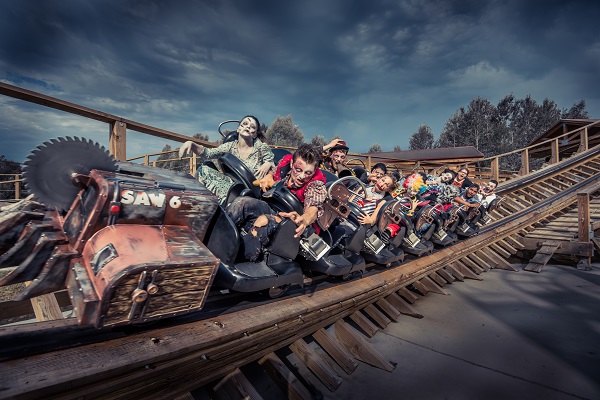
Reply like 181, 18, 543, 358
320, 139, 349, 177
227, 144, 327, 261
178, 115, 274, 204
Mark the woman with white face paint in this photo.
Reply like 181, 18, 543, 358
179, 115, 274, 204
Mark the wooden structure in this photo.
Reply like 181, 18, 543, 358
0, 82, 599, 399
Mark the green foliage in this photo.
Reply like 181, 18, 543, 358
265, 115, 304, 148
368, 143, 382, 153
310, 135, 327, 148
408, 124, 434, 150
0, 155, 24, 200
393, 145, 402, 151
156, 144, 188, 172
434, 95, 589, 170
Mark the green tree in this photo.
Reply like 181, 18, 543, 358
0, 155, 24, 200
408, 124, 434, 150
561, 100, 589, 119
310, 135, 327, 148
265, 115, 305, 147
393, 145, 402, 151
368, 143, 382, 153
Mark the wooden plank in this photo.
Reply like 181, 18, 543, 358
396, 286, 418, 304
312, 328, 358, 375
519, 237, 594, 256
489, 242, 512, 259
211, 368, 264, 400
578, 192, 591, 242
363, 303, 391, 329
497, 239, 519, 255
460, 256, 487, 274
467, 253, 492, 271
524, 241, 561, 273
348, 310, 379, 337
375, 298, 401, 322
444, 264, 465, 281
410, 280, 429, 296
428, 271, 447, 287
386, 292, 423, 319
418, 276, 448, 295
259, 353, 312, 400
0, 290, 71, 320
289, 338, 342, 392
334, 320, 395, 372
484, 249, 519, 271
435, 268, 456, 284
453, 260, 482, 280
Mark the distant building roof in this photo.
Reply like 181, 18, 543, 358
528, 119, 600, 158
362, 146, 485, 162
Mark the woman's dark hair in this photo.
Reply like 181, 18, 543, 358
390, 170, 402, 182
457, 166, 469, 176
241, 115, 265, 141
293, 144, 322, 166
371, 163, 387, 173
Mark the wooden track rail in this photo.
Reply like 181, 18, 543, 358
1, 146, 599, 399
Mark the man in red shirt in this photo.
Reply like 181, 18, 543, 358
226, 144, 327, 261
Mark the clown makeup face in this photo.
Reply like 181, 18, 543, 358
288, 157, 316, 188
440, 172, 454, 183
236, 117, 258, 139
374, 176, 394, 193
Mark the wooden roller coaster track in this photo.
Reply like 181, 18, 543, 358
0, 143, 598, 399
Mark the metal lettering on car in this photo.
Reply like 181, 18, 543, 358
120, 190, 182, 209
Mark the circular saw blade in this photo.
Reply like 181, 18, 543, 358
23, 136, 117, 212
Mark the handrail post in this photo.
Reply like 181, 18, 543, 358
109, 120, 127, 161
14, 174, 20, 200
550, 138, 559, 164
579, 127, 588, 153
519, 149, 529, 175
577, 192, 590, 243
577, 192, 592, 270
367, 156, 372, 171
191, 153, 197, 175
143, 155, 149, 165
491, 157, 499, 181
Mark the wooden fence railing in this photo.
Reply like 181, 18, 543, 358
1, 81, 598, 197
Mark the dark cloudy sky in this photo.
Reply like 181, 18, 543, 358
1, 0, 599, 162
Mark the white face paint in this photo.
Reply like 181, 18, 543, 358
237, 117, 258, 139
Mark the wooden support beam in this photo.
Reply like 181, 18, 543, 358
452, 260, 482, 280
259, 353, 313, 400
375, 298, 401, 322
334, 320, 395, 372
551, 138, 559, 164
428, 271, 447, 287
109, 120, 127, 161
459, 256, 486, 274
410, 280, 429, 296
211, 368, 264, 400
397, 286, 419, 304
419, 276, 448, 295
435, 268, 456, 284
578, 192, 591, 242
489, 242, 512, 259
289, 339, 342, 392
444, 264, 465, 281
466, 253, 491, 271
312, 329, 358, 375
363, 304, 391, 329
520, 149, 530, 176
484, 249, 519, 271
385, 292, 423, 319
348, 311, 379, 337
